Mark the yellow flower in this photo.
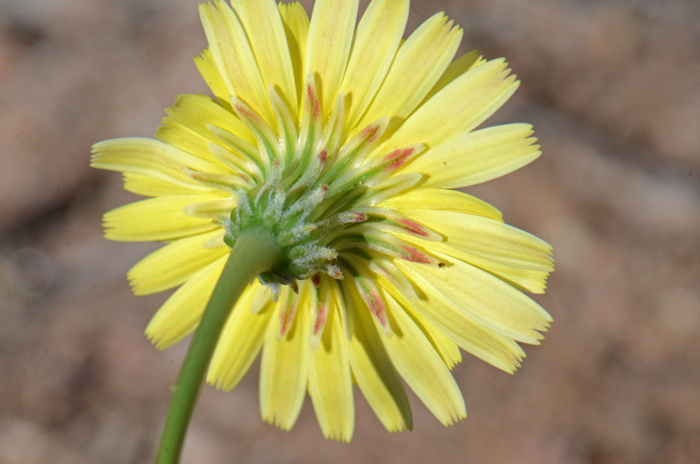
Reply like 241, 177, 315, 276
91, 0, 553, 441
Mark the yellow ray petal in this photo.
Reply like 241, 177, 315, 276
208, 281, 275, 390
384, 272, 525, 373
395, 210, 553, 274
400, 124, 541, 189
91, 137, 227, 191
103, 195, 219, 242
304, 0, 359, 119
156, 95, 255, 165
260, 285, 310, 430
194, 48, 234, 112
308, 296, 354, 442
229, 0, 297, 109
400, 231, 550, 293
380, 58, 519, 153
127, 230, 229, 295
123, 173, 201, 197
199, 1, 274, 125
378, 188, 503, 222
420, 50, 480, 105
347, 286, 412, 432
145, 256, 227, 349
339, 0, 409, 131
395, 251, 552, 345
278, 2, 310, 110
382, 291, 466, 425
183, 196, 238, 220
397, 292, 462, 369
356, 12, 462, 134
406, 236, 550, 294
384, 194, 551, 292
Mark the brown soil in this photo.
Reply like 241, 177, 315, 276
1, 1, 698, 463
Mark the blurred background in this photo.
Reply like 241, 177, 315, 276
1, 0, 699, 463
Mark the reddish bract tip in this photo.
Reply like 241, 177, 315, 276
398, 218, 430, 237
351, 213, 369, 223
307, 84, 320, 119
313, 305, 328, 336
279, 304, 296, 337
364, 291, 388, 329
234, 104, 257, 121
400, 245, 432, 264
328, 266, 343, 280
311, 273, 321, 287
360, 124, 380, 143
382, 147, 415, 171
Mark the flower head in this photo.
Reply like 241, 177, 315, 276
91, 0, 553, 441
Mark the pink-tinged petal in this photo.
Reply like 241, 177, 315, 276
347, 251, 418, 300
336, 227, 444, 268
294, 75, 324, 171
309, 278, 331, 351
308, 81, 321, 119
360, 143, 425, 185
362, 123, 383, 144
382, 146, 420, 171
343, 261, 392, 337
313, 304, 329, 339
353, 207, 443, 241
339, 118, 389, 166
398, 218, 431, 237
400, 245, 434, 264
277, 287, 300, 339
234, 102, 258, 121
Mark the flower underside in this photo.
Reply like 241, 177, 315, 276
205, 75, 443, 336
91, 0, 556, 440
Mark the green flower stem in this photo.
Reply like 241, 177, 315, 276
155, 225, 281, 464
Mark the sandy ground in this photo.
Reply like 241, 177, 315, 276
1, 0, 699, 463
